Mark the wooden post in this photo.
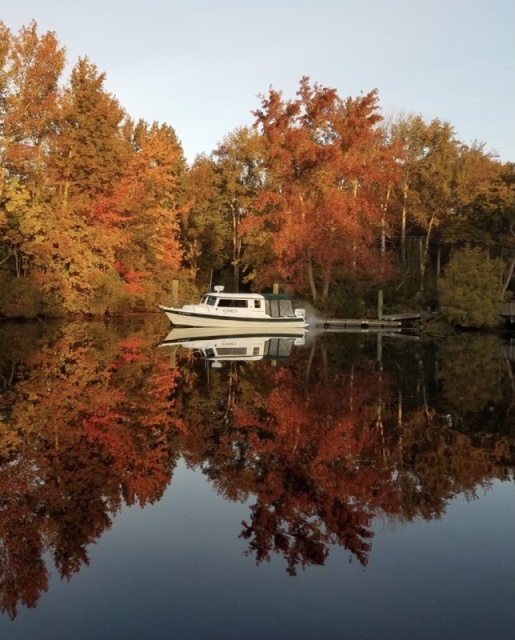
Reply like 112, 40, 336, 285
377, 289, 383, 320
172, 279, 179, 307
377, 332, 383, 363
273, 283, 279, 294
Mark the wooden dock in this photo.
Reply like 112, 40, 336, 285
320, 318, 401, 329
502, 302, 515, 322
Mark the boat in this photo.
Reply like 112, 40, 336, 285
158, 326, 306, 367
158, 286, 308, 328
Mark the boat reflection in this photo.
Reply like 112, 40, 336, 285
158, 327, 307, 366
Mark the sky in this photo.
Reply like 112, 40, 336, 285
2, 0, 514, 164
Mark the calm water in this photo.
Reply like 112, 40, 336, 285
0, 316, 513, 640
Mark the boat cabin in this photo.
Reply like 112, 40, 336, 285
199, 292, 298, 318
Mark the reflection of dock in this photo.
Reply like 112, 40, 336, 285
500, 341, 515, 361
502, 302, 515, 322
320, 324, 401, 333
319, 313, 420, 330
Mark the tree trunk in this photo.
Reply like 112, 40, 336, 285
352, 180, 358, 270
306, 246, 317, 303
381, 184, 391, 259
400, 183, 408, 263
322, 266, 331, 301
231, 204, 240, 292
419, 214, 436, 294
381, 184, 391, 282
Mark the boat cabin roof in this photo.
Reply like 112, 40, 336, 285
202, 291, 292, 301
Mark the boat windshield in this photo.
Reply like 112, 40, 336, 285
204, 296, 217, 306
217, 299, 248, 308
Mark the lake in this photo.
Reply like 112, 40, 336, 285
0, 315, 513, 640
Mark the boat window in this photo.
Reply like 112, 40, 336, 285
217, 299, 248, 308
216, 347, 248, 355
206, 296, 217, 305
254, 300, 261, 309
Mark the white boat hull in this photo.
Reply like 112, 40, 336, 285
158, 305, 307, 328
159, 326, 307, 345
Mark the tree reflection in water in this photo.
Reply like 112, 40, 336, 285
0, 320, 513, 616
0, 317, 182, 619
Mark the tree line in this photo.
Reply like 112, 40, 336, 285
1, 21, 514, 324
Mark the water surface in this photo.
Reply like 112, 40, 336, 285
0, 317, 513, 639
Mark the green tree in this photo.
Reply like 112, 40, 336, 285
405, 118, 459, 294
183, 155, 232, 286
439, 246, 503, 327
212, 127, 264, 292
443, 154, 515, 295
183, 127, 264, 291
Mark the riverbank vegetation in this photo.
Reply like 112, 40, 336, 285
1, 21, 514, 327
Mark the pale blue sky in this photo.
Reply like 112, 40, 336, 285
2, 0, 514, 163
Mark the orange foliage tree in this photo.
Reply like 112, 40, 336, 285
245, 77, 400, 303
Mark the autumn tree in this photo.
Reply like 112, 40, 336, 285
1, 21, 190, 316
0, 21, 65, 194
0, 21, 66, 313
0, 28, 133, 315
246, 77, 398, 304
101, 119, 188, 309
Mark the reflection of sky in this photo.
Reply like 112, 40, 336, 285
2, 462, 513, 640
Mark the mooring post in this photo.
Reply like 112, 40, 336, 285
172, 279, 179, 307
169, 345, 178, 369
378, 289, 383, 320
273, 283, 279, 294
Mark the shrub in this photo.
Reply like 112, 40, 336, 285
0, 274, 47, 319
